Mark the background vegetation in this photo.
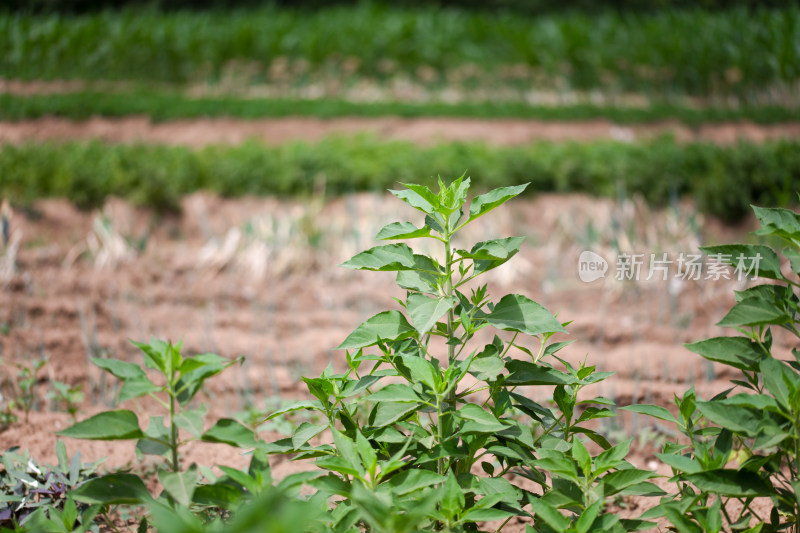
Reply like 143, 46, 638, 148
2, 4, 798, 103
2, 136, 797, 222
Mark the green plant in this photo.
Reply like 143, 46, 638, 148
265, 178, 659, 532
59, 339, 254, 473
12, 355, 47, 423
48, 381, 84, 422
625, 204, 800, 531
0, 440, 103, 531
55, 338, 263, 529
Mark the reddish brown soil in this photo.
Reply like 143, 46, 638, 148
0, 191, 783, 530
1, 115, 799, 146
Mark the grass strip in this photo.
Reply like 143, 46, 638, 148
1, 135, 797, 222
1, 92, 799, 125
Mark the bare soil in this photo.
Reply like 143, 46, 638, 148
1, 115, 799, 146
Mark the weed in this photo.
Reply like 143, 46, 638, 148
625, 203, 800, 531
264, 178, 659, 531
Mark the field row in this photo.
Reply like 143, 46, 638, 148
2, 136, 797, 222
2, 5, 799, 100
2, 91, 800, 124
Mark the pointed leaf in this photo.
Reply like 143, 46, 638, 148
376, 222, 432, 241
620, 404, 677, 424
337, 311, 416, 350
485, 294, 566, 336
467, 184, 529, 223
407, 293, 456, 335
201, 419, 256, 448
71, 474, 152, 505
159, 466, 198, 507
58, 410, 144, 440
701, 244, 783, 280
717, 297, 791, 327
458, 237, 524, 261
91, 358, 147, 381
685, 337, 764, 371
341, 243, 416, 271
681, 469, 773, 497
391, 184, 439, 214
367, 384, 422, 403
292, 422, 328, 449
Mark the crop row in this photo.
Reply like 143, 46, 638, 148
1, 136, 798, 222
2, 91, 800, 124
2, 5, 799, 100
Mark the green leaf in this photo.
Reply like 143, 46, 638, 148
592, 441, 634, 470
386, 469, 445, 495
619, 404, 677, 424
575, 499, 601, 533
340, 243, 416, 271
602, 469, 659, 496
695, 401, 761, 437
700, 244, 783, 280
685, 337, 764, 371
337, 310, 416, 350
201, 419, 256, 448
372, 402, 419, 427
529, 496, 570, 531
397, 269, 438, 294
131, 338, 168, 375
760, 357, 798, 411
71, 474, 152, 505
656, 453, 702, 474
376, 221, 432, 241
137, 415, 170, 456
484, 294, 566, 336
91, 357, 147, 380
118, 376, 161, 403
292, 422, 328, 449
367, 384, 422, 403
398, 355, 439, 391
457, 404, 507, 433
468, 352, 505, 381
752, 206, 800, 242
505, 360, 578, 386
174, 405, 207, 437
440, 473, 465, 519
571, 438, 592, 478
717, 297, 791, 328
176, 353, 232, 405
58, 410, 144, 440
462, 507, 515, 522
681, 469, 773, 497
406, 293, 455, 335
355, 431, 377, 476
467, 184, 529, 224
391, 183, 439, 214
784, 246, 800, 275
264, 400, 323, 420
458, 237, 524, 261
158, 466, 198, 507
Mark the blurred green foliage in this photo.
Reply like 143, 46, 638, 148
1, 5, 798, 100
1, 136, 796, 222
1, 92, 798, 124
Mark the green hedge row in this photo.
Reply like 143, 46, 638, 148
2, 5, 798, 99
1, 136, 797, 222
2, 92, 799, 124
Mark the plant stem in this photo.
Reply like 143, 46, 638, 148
169, 390, 179, 472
